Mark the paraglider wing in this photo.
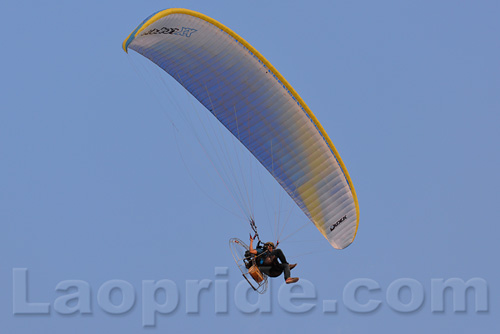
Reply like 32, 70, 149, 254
123, 9, 359, 249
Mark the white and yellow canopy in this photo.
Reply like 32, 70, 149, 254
123, 8, 359, 249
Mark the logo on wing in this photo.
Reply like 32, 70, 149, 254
143, 27, 197, 37
330, 215, 347, 231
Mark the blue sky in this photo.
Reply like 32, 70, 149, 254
1, 0, 499, 333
